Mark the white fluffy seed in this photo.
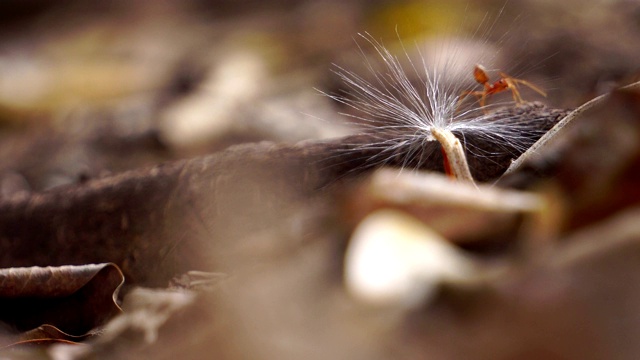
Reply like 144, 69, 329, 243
325, 33, 548, 173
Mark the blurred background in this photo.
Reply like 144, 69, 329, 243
2, 1, 640, 359
0, 0, 639, 195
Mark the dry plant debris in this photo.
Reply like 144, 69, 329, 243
0, 0, 639, 359
0, 264, 123, 348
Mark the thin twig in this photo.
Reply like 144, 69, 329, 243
503, 80, 640, 176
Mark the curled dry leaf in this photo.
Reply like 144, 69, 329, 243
0, 324, 94, 352
345, 168, 547, 244
19, 324, 94, 343
0, 263, 123, 336
342, 168, 563, 308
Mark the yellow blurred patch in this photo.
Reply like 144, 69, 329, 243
366, 1, 475, 40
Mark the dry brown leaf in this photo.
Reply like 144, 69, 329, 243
0, 104, 565, 288
343, 168, 548, 246
0, 263, 123, 336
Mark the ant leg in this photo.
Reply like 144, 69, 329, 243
456, 90, 485, 110
459, 90, 473, 101
513, 79, 547, 97
500, 73, 547, 102
511, 83, 524, 103
479, 92, 488, 108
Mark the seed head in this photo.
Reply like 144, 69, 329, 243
325, 33, 548, 172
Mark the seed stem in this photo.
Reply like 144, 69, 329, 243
430, 128, 475, 184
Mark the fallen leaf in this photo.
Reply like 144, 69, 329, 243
0, 263, 123, 335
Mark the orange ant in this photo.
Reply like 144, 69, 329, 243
460, 64, 547, 108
